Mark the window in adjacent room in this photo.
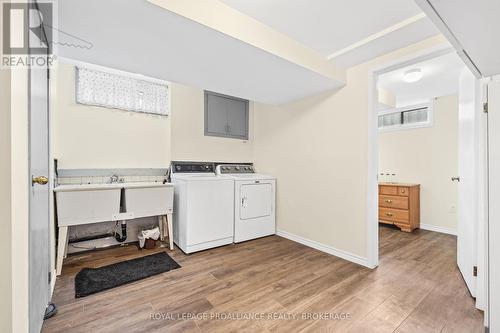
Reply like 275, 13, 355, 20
378, 102, 432, 131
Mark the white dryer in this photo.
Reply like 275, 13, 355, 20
216, 164, 276, 243
171, 162, 234, 253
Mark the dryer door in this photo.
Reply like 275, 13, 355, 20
239, 182, 273, 220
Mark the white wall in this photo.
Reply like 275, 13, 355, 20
253, 36, 449, 263
379, 95, 459, 233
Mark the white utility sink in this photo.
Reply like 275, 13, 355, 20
123, 182, 174, 218
54, 182, 174, 224
54, 184, 121, 227
54, 181, 175, 275
54, 183, 124, 192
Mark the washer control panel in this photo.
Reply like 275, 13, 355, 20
171, 162, 214, 173
217, 164, 254, 174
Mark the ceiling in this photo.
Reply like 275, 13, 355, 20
221, 0, 440, 67
56, 0, 343, 105
56, 0, 447, 105
377, 51, 466, 107
334, 18, 438, 68
416, 0, 500, 77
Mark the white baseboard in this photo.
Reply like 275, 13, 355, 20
276, 230, 371, 268
420, 224, 457, 236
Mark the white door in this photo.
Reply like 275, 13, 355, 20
28, 10, 51, 333
235, 180, 276, 243
240, 183, 273, 220
457, 68, 478, 296
488, 80, 500, 332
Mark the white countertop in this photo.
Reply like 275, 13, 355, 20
54, 182, 174, 192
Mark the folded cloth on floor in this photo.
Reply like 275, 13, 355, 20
138, 226, 160, 248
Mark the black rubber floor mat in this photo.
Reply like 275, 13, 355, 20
74, 252, 180, 298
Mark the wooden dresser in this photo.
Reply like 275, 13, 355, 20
379, 182, 420, 232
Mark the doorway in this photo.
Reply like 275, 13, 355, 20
367, 46, 487, 311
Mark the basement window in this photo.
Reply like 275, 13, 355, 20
378, 102, 433, 131
75, 67, 169, 116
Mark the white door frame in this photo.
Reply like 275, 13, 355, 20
487, 79, 500, 331
470, 76, 489, 312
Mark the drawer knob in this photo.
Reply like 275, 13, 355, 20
385, 212, 393, 217
401, 189, 406, 193
385, 199, 393, 203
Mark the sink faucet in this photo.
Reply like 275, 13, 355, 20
110, 174, 119, 183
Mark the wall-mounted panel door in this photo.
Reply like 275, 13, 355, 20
227, 98, 248, 138
205, 93, 229, 135
205, 91, 248, 139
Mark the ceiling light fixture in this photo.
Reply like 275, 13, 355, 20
403, 68, 422, 83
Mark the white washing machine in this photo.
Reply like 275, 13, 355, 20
171, 162, 234, 253
216, 164, 276, 243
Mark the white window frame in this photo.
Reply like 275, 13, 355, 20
378, 100, 434, 132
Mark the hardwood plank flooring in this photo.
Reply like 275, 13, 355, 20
42, 225, 484, 332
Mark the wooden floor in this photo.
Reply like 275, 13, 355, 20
43, 226, 484, 333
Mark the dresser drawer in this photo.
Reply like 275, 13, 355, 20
379, 195, 408, 210
379, 185, 398, 195
398, 187, 409, 196
379, 207, 409, 223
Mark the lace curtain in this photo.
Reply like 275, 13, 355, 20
75, 67, 169, 115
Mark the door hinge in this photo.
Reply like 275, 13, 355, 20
473, 266, 478, 277
48, 271, 52, 284
483, 102, 488, 113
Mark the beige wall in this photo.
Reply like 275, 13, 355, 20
0, 2, 12, 329
253, 35, 448, 260
379, 95, 458, 232
0, 67, 12, 333
170, 83, 253, 162
378, 87, 396, 109
53, 63, 171, 169
53, 63, 254, 168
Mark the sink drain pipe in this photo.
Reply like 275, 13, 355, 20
115, 221, 127, 242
